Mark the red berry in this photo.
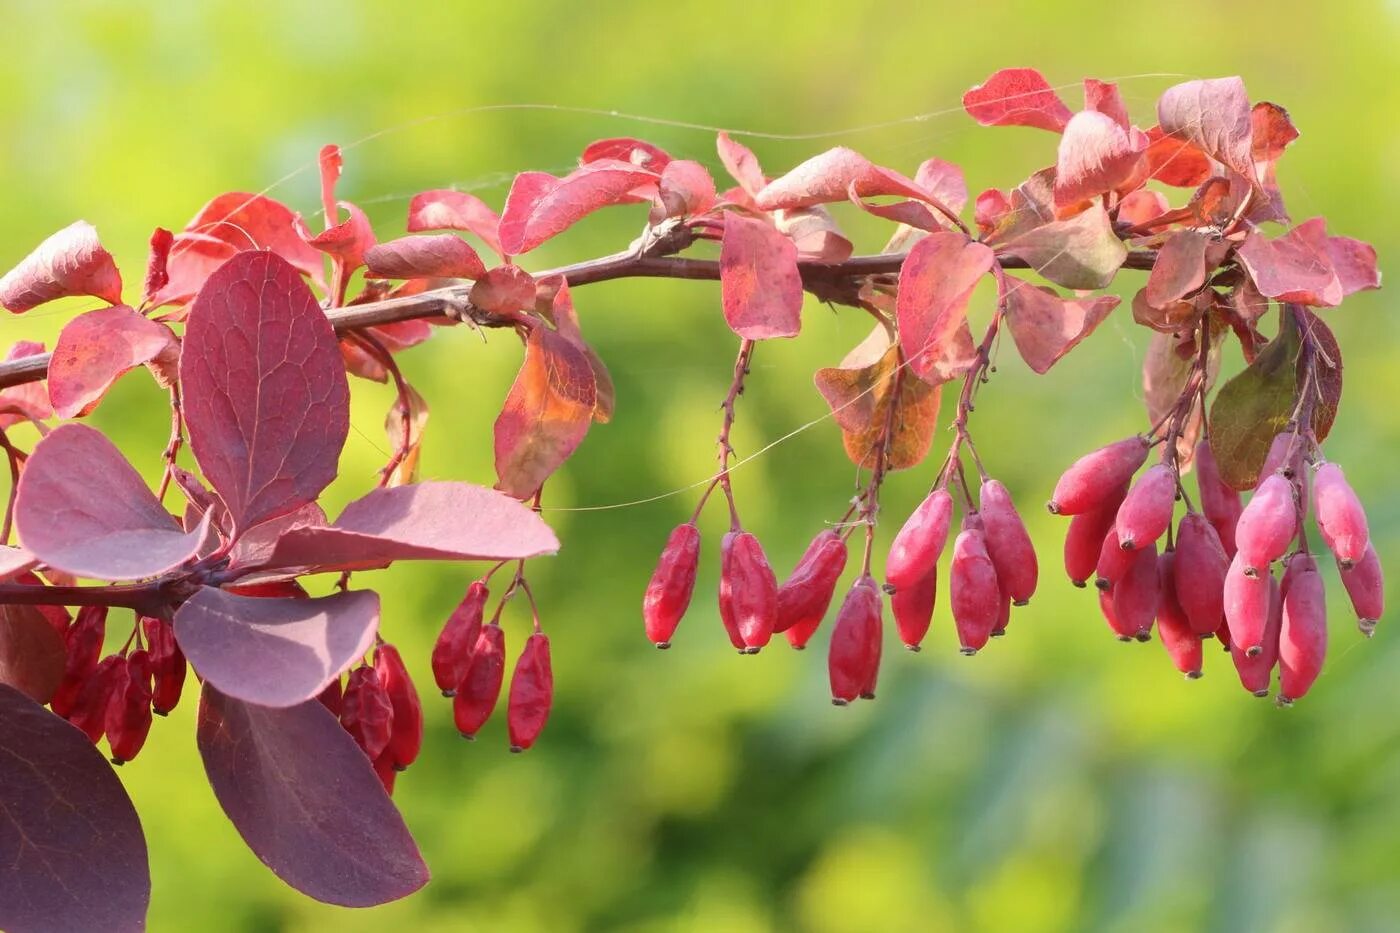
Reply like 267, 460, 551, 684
777, 529, 849, 648
375, 644, 423, 770
1156, 552, 1202, 678
1312, 463, 1369, 566
317, 679, 344, 718
1232, 576, 1282, 697
141, 616, 186, 716
50, 605, 107, 718
991, 582, 1012, 638
885, 489, 954, 590
980, 479, 1037, 605
1063, 484, 1126, 586
827, 577, 882, 705
1112, 540, 1159, 641
372, 751, 397, 795
950, 528, 999, 654
718, 531, 778, 653
432, 580, 488, 695
1278, 552, 1327, 704
1259, 429, 1303, 483
643, 523, 701, 647
1340, 543, 1384, 636
68, 655, 123, 744
507, 632, 553, 752
341, 666, 395, 761
1224, 552, 1271, 655
1235, 474, 1297, 574
1094, 526, 1137, 590
1114, 464, 1177, 551
1195, 440, 1242, 556
1173, 513, 1229, 636
105, 652, 153, 765
453, 623, 506, 738
1097, 585, 1135, 641
1049, 436, 1149, 515
891, 568, 937, 651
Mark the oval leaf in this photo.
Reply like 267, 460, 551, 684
1001, 273, 1120, 374
48, 304, 176, 418
181, 250, 350, 533
0, 683, 150, 932
406, 189, 504, 257
498, 161, 659, 255
0, 221, 123, 314
494, 328, 596, 498
720, 214, 803, 339
998, 203, 1127, 290
185, 193, 327, 288
197, 685, 428, 906
0, 604, 66, 702
962, 67, 1073, 132
896, 232, 995, 382
365, 234, 487, 281
1157, 77, 1255, 182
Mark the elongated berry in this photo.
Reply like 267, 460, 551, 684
50, 605, 107, 717
1232, 576, 1282, 696
106, 652, 153, 765
1195, 440, 1242, 556
1156, 552, 1202, 678
453, 623, 506, 738
1278, 553, 1327, 704
1173, 513, 1229, 636
1224, 552, 1270, 655
1235, 474, 1297, 574
777, 530, 849, 648
1094, 527, 1136, 590
1259, 429, 1303, 482
1112, 541, 1159, 641
1340, 543, 1384, 636
1063, 484, 1126, 586
827, 576, 883, 705
980, 479, 1037, 605
1098, 585, 1135, 641
1115, 464, 1177, 551
141, 615, 186, 716
719, 531, 778, 653
1049, 436, 1150, 515
317, 678, 344, 718
643, 523, 701, 648
950, 528, 1000, 654
372, 752, 397, 795
1313, 463, 1369, 566
991, 583, 1012, 638
375, 644, 423, 770
432, 581, 488, 695
508, 632, 553, 752
886, 489, 954, 589
341, 666, 394, 761
891, 569, 937, 651
68, 655, 123, 744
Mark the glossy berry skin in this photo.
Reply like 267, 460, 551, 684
1313, 463, 1369, 566
1195, 440, 1242, 556
50, 605, 108, 718
453, 623, 506, 738
1094, 526, 1136, 590
827, 577, 883, 705
1048, 436, 1150, 515
508, 633, 553, 752
1232, 577, 1282, 697
885, 489, 954, 590
341, 666, 395, 762
1340, 544, 1384, 636
1156, 553, 1202, 678
980, 479, 1037, 605
1235, 474, 1297, 574
719, 531, 779, 652
1173, 513, 1229, 636
891, 568, 937, 651
950, 528, 1000, 654
1097, 585, 1132, 641
643, 523, 701, 647
1063, 484, 1126, 586
1279, 553, 1327, 704
1115, 464, 1177, 551
375, 644, 423, 770
141, 615, 186, 716
1224, 552, 1271, 656
106, 652, 153, 765
778, 531, 849, 649
1112, 541, 1159, 641
432, 581, 488, 695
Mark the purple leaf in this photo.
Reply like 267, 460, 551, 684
15, 424, 208, 580
196, 685, 429, 907
181, 250, 350, 534
257, 481, 559, 575
174, 587, 378, 708
0, 683, 150, 932
0, 544, 37, 581
0, 603, 66, 703
0, 221, 124, 314
1236, 218, 1344, 307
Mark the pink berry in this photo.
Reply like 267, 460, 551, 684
777, 530, 849, 648
891, 567, 937, 651
1112, 540, 1159, 641
1156, 552, 1203, 678
1094, 526, 1136, 590
1097, 584, 1136, 641
1234, 474, 1297, 574
643, 523, 702, 648
950, 528, 1000, 655
1278, 552, 1327, 704
719, 531, 779, 653
979, 479, 1038, 605
1173, 513, 1229, 636
1115, 463, 1177, 551
1259, 429, 1303, 483
1195, 440, 1242, 555
1049, 436, 1150, 515
827, 576, 883, 705
1224, 552, 1271, 655
1312, 463, 1369, 566
1339, 543, 1384, 636
885, 489, 954, 590
1231, 576, 1282, 697
1063, 484, 1126, 586
453, 623, 506, 738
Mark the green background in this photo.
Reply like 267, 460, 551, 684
3, 1, 1398, 930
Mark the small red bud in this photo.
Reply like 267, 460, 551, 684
341, 666, 395, 761
1224, 552, 1271, 655
950, 528, 1000, 654
643, 523, 701, 647
885, 489, 954, 590
1234, 474, 1297, 574
1232, 576, 1282, 696
777, 530, 849, 648
1063, 484, 1126, 586
1155, 553, 1203, 678
827, 577, 883, 704
508, 632, 553, 752
1278, 552, 1327, 704
375, 644, 423, 770
718, 531, 778, 652
453, 623, 506, 738
1114, 464, 1177, 551
1049, 436, 1149, 515
980, 479, 1037, 605
1312, 463, 1369, 566
1173, 513, 1229, 636
432, 581, 488, 695
1339, 544, 1384, 636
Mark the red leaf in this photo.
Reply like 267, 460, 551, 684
48, 305, 176, 418
1054, 110, 1143, 207
754, 147, 935, 212
142, 227, 175, 303
0, 545, 37, 582
974, 189, 1012, 236
144, 232, 241, 310
498, 161, 660, 255
259, 481, 559, 575
0, 603, 66, 703
962, 67, 1072, 133
580, 137, 671, 171
15, 424, 208, 580
364, 234, 486, 280
196, 685, 428, 907
1251, 102, 1299, 163
0, 221, 123, 313
406, 189, 504, 257
174, 587, 378, 707
1117, 190, 1171, 228
181, 251, 349, 533
1156, 77, 1255, 182
1001, 273, 1120, 374
0, 684, 150, 931
494, 327, 597, 498
470, 264, 537, 318
914, 158, 968, 215
535, 277, 615, 423
0, 340, 54, 428
775, 207, 853, 263
719, 213, 803, 339
183, 193, 327, 289
650, 159, 718, 222
1141, 126, 1215, 188
996, 203, 1126, 290
1084, 78, 1131, 129
297, 201, 376, 272
896, 232, 995, 382
1145, 231, 1211, 309
1236, 218, 1344, 307
228, 502, 327, 571
1325, 235, 1380, 297
717, 132, 766, 198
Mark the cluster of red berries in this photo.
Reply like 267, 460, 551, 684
429, 578, 555, 753
48, 608, 185, 764
1050, 432, 1383, 701
318, 643, 423, 794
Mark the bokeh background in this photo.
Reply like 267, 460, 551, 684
3, 1, 1398, 930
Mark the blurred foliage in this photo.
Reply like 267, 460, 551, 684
2, 1, 1398, 930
